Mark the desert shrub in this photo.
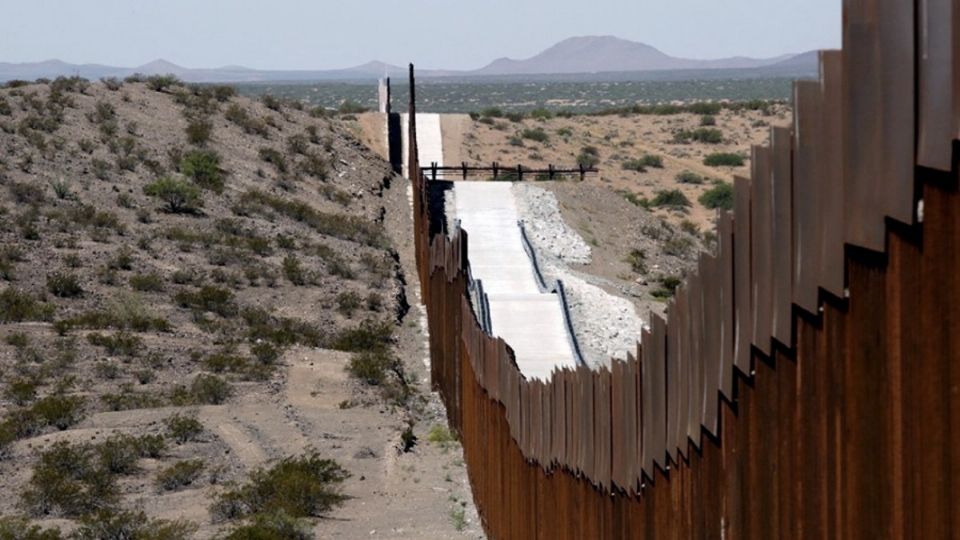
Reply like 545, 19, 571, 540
241, 308, 324, 348
336, 291, 362, 317
87, 331, 142, 356
332, 319, 392, 353
107, 246, 134, 271
91, 158, 111, 180
100, 77, 123, 91
282, 255, 309, 286
0, 97, 11, 116
21, 441, 118, 517
251, 342, 281, 365
286, 134, 309, 155
680, 219, 699, 236
62, 295, 170, 333
94, 361, 121, 380
664, 235, 695, 257
46, 272, 83, 298
185, 118, 213, 145
5, 378, 38, 406
576, 145, 600, 168
210, 450, 349, 520
521, 127, 549, 143
0, 517, 63, 539
622, 154, 662, 172
337, 100, 367, 114
675, 170, 705, 184
96, 433, 143, 475
145, 74, 181, 92
650, 189, 692, 210
9, 181, 47, 205
28, 395, 85, 431
156, 459, 205, 491
100, 387, 167, 411
165, 413, 204, 444
675, 127, 723, 144
699, 181, 734, 210
144, 176, 202, 213
297, 152, 328, 179
220, 511, 312, 540
625, 248, 647, 274
171, 374, 232, 405
129, 272, 165, 292
700, 115, 717, 126
261, 94, 282, 111
258, 147, 287, 173
239, 190, 386, 248
703, 152, 745, 167
347, 349, 392, 385
72, 509, 196, 540
225, 105, 269, 137
688, 102, 722, 115
180, 149, 224, 192
136, 434, 168, 458
211, 85, 236, 102
174, 285, 236, 317
0, 289, 55, 322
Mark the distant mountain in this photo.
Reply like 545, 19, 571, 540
0, 37, 816, 83
474, 36, 796, 75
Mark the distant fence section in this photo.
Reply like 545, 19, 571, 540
409, 0, 960, 534
423, 162, 598, 182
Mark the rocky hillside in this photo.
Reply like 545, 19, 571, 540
0, 77, 478, 538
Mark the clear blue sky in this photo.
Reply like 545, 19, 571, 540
1, 0, 841, 70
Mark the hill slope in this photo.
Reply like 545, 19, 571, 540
0, 77, 478, 537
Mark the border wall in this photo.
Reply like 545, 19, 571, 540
410, 1, 960, 536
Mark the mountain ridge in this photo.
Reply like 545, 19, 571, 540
0, 36, 818, 82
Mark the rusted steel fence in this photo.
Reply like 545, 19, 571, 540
410, 0, 960, 536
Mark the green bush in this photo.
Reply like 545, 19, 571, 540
0, 517, 63, 539
675, 127, 723, 144
347, 349, 392, 385
46, 272, 83, 298
220, 511, 312, 540
96, 433, 142, 475
332, 319, 392, 353
225, 105, 269, 137
703, 152, 745, 167
0, 289, 55, 322
180, 149, 224, 192
165, 413, 204, 444
21, 441, 118, 516
520, 127, 549, 143
699, 181, 734, 210
185, 118, 213, 145
336, 291, 363, 318
700, 115, 717, 126
145, 74, 181, 92
622, 154, 663, 172
239, 190, 386, 248
211, 450, 349, 520
675, 171, 705, 184
144, 176, 202, 213
650, 189, 692, 209
87, 331, 142, 356
258, 148, 287, 174
625, 248, 647, 274
282, 255, 309, 286
155, 459, 205, 491
252, 342, 281, 365
72, 509, 196, 540
576, 146, 600, 168
337, 100, 368, 114
129, 272, 165, 292
5, 378, 38, 405
174, 285, 236, 317
173, 374, 232, 405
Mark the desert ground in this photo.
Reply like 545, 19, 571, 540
0, 78, 480, 538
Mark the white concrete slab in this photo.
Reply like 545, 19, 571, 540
401, 113, 443, 178
453, 182, 579, 380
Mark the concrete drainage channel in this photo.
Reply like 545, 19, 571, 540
405, 113, 642, 378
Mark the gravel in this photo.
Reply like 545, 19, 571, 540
512, 184, 646, 367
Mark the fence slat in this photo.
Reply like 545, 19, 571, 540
792, 80, 823, 314
733, 176, 753, 373
751, 144, 774, 357
843, 0, 915, 251
770, 126, 794, 346
917, 0, 955, 171
819, 50, 846, 299
718, 211, 735, 400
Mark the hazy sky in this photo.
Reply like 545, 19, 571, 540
1, 0, 841, 70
